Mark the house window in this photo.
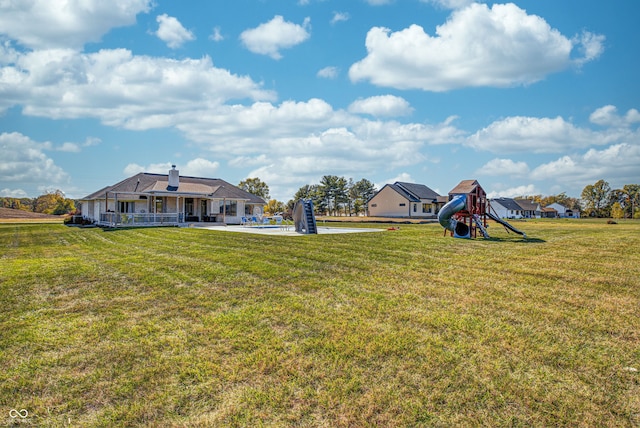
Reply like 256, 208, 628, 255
413, 204, 417, 212
118, 201, 134, 213
422, 203, 431, 213
371, 204, 377, 208
219, 200, 237, 216
399, 203, 406, 207
155, 197, 164, 213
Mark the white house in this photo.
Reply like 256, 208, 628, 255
547, 202, 580, 218
490, 198, 525, 219
368, 182, 442, 218
79, 166, 266, 227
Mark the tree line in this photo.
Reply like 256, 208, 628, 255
241, 177, 640, 219
580, 180, 639, 219
0, 190, 76, 215
239, 176, 377, 217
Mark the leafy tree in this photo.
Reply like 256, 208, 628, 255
623, 184, 640, 218
319, 175, 339, 216
290, 184, 324, 214
34, 190, 75, 215
611, 202, 624, 219
264, 199, 285, 215
238, 177, 270, 200
581, 180, 611, 217
351, 178, 377, 216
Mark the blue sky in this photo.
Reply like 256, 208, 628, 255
1, 0, 639, 202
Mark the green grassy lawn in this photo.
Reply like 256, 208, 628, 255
1, 220, 639, 427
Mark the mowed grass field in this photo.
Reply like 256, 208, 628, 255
1, 220, 639, 427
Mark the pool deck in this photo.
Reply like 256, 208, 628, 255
189, 224, 385, 236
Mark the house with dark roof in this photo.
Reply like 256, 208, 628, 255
514, 198, 541, 218
490, 197, 526, 219
367, 182, 442, 218
79, 165, 266, 227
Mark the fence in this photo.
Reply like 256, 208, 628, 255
99, 212, 184, 227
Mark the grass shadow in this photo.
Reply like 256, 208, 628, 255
483, 237, 546, 244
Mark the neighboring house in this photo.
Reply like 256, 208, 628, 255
79, 166, 266, 227
541, 206, 558, 218
368, 182, 441, 218
490, 197, 525, 219
515, 198, 541, 218
547, 202, 580, 218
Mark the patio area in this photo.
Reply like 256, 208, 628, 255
188, 224, 385, 236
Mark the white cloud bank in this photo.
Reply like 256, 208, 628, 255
155, 14, 195, 49
240, 16, 311, 60
0, 132, 69, 186
124, 158, 220, 178
0, 48, 276, 126
349, 3, 604, 91
466, 115, 632, 154
0, 0, 152, 50
348, 95, 413, 117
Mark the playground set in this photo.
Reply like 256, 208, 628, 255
438, 180, 527, 239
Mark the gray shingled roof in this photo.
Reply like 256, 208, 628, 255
514, 198, 539, 211
81, 172, 265, 204
380, 181, 440, 202
394, 182, 440, 201
491, 197, 523, 211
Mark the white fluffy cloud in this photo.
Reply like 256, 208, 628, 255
0, 48, 275, 126
466, 115, 621, 154
589, 105, 640, 128
317, 66, 339, 79
124, 159, 220, 178
210, 27, 224, 42
0, 188, 29, 198
348, 95, 413, 117
240, 16, 311, 60
155, 14, 195, 49
331, 12, 350, 25
0, 132, 69, 185
487, 184, 539, 199
349, 3, 604, 91
477, 158, 529, 177
0, 0, 152, 50
531, 143, 640, 187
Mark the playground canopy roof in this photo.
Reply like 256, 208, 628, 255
449, 179, 482, 195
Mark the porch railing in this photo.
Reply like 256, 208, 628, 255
99, 212, 185, 227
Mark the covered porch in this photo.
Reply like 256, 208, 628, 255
96, 191, 262, 227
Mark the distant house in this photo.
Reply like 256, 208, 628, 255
547, 202, 580, 218
490, 198, 525, 219
515, 198, 541, 218
541, 206, 558, 218
368, 182, 441, 218
79, 166, 266, 227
